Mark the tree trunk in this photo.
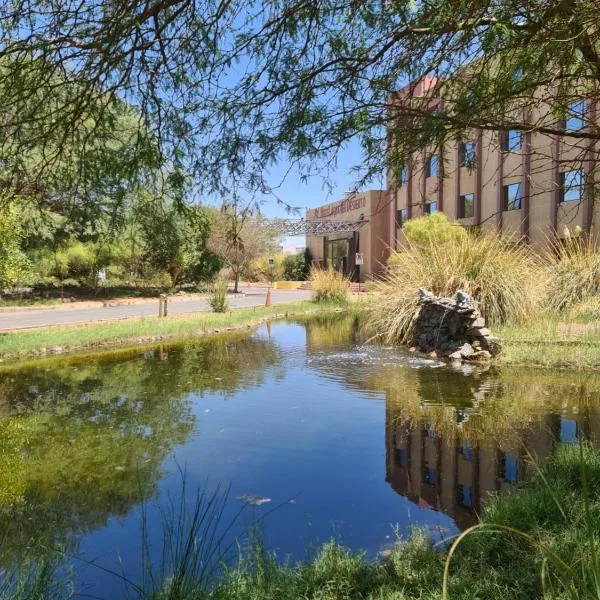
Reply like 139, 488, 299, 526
233, 270, 239, 294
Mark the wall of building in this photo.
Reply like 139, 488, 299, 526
306, 190, 392, 281
389, 84, 597, 250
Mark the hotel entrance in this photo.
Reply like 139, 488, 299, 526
325, 233, 359, 281
306, 190, 392, 283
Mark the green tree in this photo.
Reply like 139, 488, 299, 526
0, 2, 597, 197
207, 203, 278, 293
0, 204, 31, 291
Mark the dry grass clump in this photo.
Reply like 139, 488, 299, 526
544, 230, 600, 313
370, 229, 545, 345
310, 266, 349, 303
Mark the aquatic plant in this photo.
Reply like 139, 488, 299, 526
544, 230, 600, 313
370, 223, 544, 344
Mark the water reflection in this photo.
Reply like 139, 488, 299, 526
1, 315, 600, 589
304, 315, 600, 528
0, 333, 281, 567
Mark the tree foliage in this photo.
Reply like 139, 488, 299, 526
0, 204, 31, 290
207, 204, 278, 292
0, 1, 598, 195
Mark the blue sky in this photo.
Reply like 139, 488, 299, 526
256, 139, 384, 248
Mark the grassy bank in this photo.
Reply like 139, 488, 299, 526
8, 444, 600, 600
0, 300, 355, 360
498, 298, 600, 369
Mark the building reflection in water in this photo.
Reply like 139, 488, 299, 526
385, 382, 599, 530
304, 313, 600, 530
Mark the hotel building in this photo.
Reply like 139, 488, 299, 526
390, 77, 598, 250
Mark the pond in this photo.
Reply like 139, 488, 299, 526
0, 314, 598, 597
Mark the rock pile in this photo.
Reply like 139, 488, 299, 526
413, 289, 501, 362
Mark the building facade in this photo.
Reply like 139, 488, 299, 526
306, 189, 394, 282
390, 78, 598, 250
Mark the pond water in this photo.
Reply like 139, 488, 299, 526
0, 314, 599, 597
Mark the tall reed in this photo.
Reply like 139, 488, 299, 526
309, 267, 349, 304
370, 230, 545, 344
209, 278, 229, 313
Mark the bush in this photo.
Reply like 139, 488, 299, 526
545, 229, 600, 313
245, 255, 285, 282
310, 267, 348, 303
210, 277, 229, 312
403, 211, 467, 248
370, 221, 544, 344
283, 248, 312, 281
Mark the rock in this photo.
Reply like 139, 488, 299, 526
469, 350, 492, 361
408, 346, 417, 353
455, 290, 472, 308
448, 350, 463, 360
471, 339, 481, 349
484, 336, 502, 356
470, 316, 486, 328
459, 343, 475, 359
428, 351, 438, 358
419, 288, 435, 300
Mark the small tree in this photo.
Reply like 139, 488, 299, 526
207, 202, 277, 293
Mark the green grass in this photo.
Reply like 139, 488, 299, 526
498, 314, 600, 369
0, 300, 354, 360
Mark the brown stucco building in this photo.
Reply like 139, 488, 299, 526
306, 189, 394, 282
307, 80, 595, 278
390, 77, 597, 250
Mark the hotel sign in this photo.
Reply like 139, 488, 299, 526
313, 196, 366, 218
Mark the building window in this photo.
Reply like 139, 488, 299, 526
564, 100, 586, 131
424, 465, 437, 485
396, 448, 408, 468
502, 130, 522, 152
425, 202, 438, 215
560, 418, 579, 444
458, 193, 474, 218
502, 455, 519, 484
459, 443, 473, 461
400, 165, 409, 186
426, 154, 439, 178
396, 208, 408, 228
503, 183, 522, 211
457, 484, 473, 508
560, 170, 584, 203
459, 140, 476, 169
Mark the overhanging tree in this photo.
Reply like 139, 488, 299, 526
0, 2, 598, 198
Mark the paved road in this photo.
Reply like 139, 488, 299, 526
0, 287, 313, 331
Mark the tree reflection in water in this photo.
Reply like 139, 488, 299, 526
0, 332, 281, 567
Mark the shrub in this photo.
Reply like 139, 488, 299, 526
245, 255, 285, 282
282, 248, 312, 281
209, 277, 229, 312
544, 229, 600, 313
310, 267, 348, 303
403, 212, 467, 248
370, 223, 544, 344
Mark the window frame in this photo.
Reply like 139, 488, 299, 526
459, 193, 475, 219
460, 140, 476, 169
560, 170, 584, 203
503, 182, 522, 211
425, 201, 438, 215
400, 165, 409, 187
426, 153, 439, 178
396, 208, 408, 228
563, 99, 586, 132
502, 129, 522, 152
